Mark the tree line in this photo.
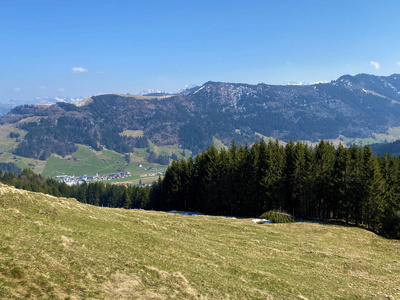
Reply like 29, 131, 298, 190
1, 139, 400, 239
152, 139, 400, 238
0, 168, 151, 209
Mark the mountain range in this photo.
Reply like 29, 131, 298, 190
2, 73, 400, 160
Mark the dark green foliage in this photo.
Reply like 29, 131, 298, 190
371, 140, 400, 156
8, 132, 20, 138
156, 139, 400, 239
10, 100, 130, 159
148, 151, 170, 165
147, 152, 157, 163
0, 163, 21, 174
124, 154, 131, 164
157, 154, 170, 165
259, 210, 295, 223
14, 135, 78, 160
135, 136, 149, 148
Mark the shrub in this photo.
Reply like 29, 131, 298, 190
259, 210, 295, 223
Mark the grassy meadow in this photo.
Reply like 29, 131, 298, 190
0, 183, 399, 299
41, 145, 167, 183
42, 146, 127, 178
0, 124, 26, 153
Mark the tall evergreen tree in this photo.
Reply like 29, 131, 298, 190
362, 146, 385, 229
292, 142, 312, 218
347, 145, 364, 225
312, 140, 335, 220
162, 159, 182, 210
77, 182, 88, 204
121, 188, 131, 209
284, 139, 297, 214
333, 143, 351, 222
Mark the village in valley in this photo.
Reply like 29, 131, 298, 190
55, 164, 165, 186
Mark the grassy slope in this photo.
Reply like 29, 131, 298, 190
212, 137, 228, 151
1, 183, 399, 299
0, 123, 46, 173
42, 146, 126, 178
0, 124, 25, 153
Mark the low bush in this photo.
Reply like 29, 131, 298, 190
259, 210, 295, 223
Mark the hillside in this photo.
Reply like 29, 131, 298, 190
1, 183, 399, 299
0, 103, 13, 117
371, 139, 400, 156
3, 73, 400, 160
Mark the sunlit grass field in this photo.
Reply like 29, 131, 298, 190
42, 146, 127, 178
1, 183, 399, 299
41, 145, 167, 183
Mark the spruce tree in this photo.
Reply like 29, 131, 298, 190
333, 143, 351, 222
284, 139, 297, 214
362, 146, 385, 229
77, 182, 88, 204
292, 142, 312, 218
121, 189, 131, 209
348, 145, 364, 225
312, 140, 335, 220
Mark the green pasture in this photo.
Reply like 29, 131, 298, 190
42, 145, 127, 178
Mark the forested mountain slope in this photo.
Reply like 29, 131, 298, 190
2, 73, 400, 159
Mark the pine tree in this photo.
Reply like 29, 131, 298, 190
292, 142, 312, 218
257, 139, 285, 213
77, 182, 88, 204
178, 157, 191, 211
239, 143, 258, 216
215, 148, 231, 215
312, 140, 335, 220
107, 185, 122, 207
284, 139, 297, 214
148, 176, 164, 210
362, 146, 385, 229
121, 189, 131, 209
226, 141, 240, 215
203, 145, 220, 214
333, 143, 351, 222
379, 154, 400, 236
347, 145, 363, 225
162, 160, 182, 210
86, 182, 101, 206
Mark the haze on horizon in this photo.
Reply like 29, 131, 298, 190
1, 0, 400, 104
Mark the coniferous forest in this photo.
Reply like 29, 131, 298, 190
1, 139, 400, 239
153, 139, 400, 238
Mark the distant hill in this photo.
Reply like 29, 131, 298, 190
0, 103, 13, 117
2, 73, 400, 159
371, 140, 400, 156
1, 182, 399, 299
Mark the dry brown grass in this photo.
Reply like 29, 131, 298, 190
1, 183, 400, 299
119, 130, 144, 138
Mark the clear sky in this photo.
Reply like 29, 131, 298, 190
1, 0, 400, 103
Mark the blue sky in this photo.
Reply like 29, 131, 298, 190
1, 0, 400, 103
